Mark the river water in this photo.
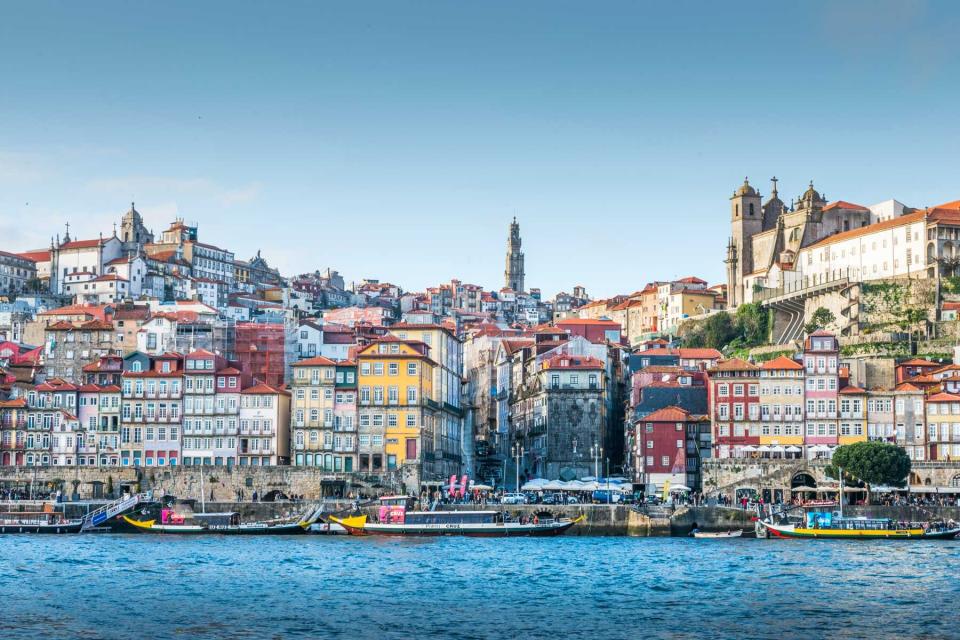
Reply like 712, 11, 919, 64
2, 534, 958, 639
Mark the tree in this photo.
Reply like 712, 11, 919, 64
804, 306, 836, 335
734, 302, 769, 346
826, 441, 911, 505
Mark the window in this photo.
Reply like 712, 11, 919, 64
407, 363, 417, 375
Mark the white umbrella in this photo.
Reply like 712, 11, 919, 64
785, 446, 802, 453
741, 445, 757, 452
469, 483, 494, 491
543, 481, 566, 491
757, 445, 772, 453
670, 485, 692, 492
770, 445, 786, 452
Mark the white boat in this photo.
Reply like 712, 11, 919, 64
692, 529, 743, 539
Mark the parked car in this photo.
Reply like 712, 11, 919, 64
592, 490, 623, 504
501, 492, 528, 505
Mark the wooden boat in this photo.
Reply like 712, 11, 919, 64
0, 511, 83, 534
762, 517, 960, 540
692, 529, 743, 539
121, 511, 311, 535
329, 510, 584, 537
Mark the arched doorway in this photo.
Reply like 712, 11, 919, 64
791, 472, 817, 489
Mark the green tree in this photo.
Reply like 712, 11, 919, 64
701, 312, 737, 349
826, 441, 911, 505
734, 302, 769, 346
804, 306, 836, 335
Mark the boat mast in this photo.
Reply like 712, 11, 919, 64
839, 466, 843, 519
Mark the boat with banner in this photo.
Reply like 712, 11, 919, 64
761, 465, 960, 540
329, 495, 583, 537
762, 513, 960, 540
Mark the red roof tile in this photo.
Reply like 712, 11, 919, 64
643, 406, 693, 422
293, 356, 338, 366
761, 355, 804, 371
823, 200, 869, 212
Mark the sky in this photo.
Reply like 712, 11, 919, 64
2, 1, 960, 298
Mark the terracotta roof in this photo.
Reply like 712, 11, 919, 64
930, 364, 960, 375
839, 385, 866, 394
502, 339, 534, 355
637, 365, 683, 374
39, 304, 108, 318
678, 348, 723, 360
555, 318, 620, 327
900, 358, 939, 367
80, 320, 115, 330
806, 210, 926, 251
823, 200, 869, 212
761, 355, 804, 370
894, 382, 923, 392
215, 367, 242, 376
60, 238, 104, 250
710, 358, 759, 372
17, 250, 49, 262
293, 356, 338, 367
0, 398, 28, 408
542, 354, 604, 370
677, 276, 707, 284
643, 406, 693, 422
927, 392, 960, 402
93, 274, 128, 282
241, 382, 289, 395
78, 384, 121, 393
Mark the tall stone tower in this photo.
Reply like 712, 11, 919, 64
504, 217, 525, 292
725, 178, 762, 308
120, 202, 154, 256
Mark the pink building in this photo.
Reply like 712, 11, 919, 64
803, 330, 840, 448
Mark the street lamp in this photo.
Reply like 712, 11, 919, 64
511, 443, 524, 493
590, 445, 603, 480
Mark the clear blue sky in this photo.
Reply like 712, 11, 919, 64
2, 1, 959, 298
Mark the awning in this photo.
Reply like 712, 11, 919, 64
791, 486, 819, 492
910, 486, 960, 493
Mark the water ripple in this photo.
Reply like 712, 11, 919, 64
0, 535, 957, 639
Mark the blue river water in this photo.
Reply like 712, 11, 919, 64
2, 535, 958, 639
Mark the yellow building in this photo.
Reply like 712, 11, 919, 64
357, 338, 436, 493
290, 356, 337, 467
758, 356, 806, 446
838, 386, 867, 445
387, 323, 464, 482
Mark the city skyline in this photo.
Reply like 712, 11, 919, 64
3, 2, 960, 297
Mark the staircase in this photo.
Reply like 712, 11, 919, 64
81, 492, 151, 530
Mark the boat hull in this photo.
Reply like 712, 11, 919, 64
121, 515, 309, 535
330, 514, 583, 537
764, 521, 960, 540
0, 521, 83, 534
693, 530, 743, 539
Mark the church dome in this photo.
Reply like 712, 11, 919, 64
735, 177, 756, 197
800, 181, 822, 203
